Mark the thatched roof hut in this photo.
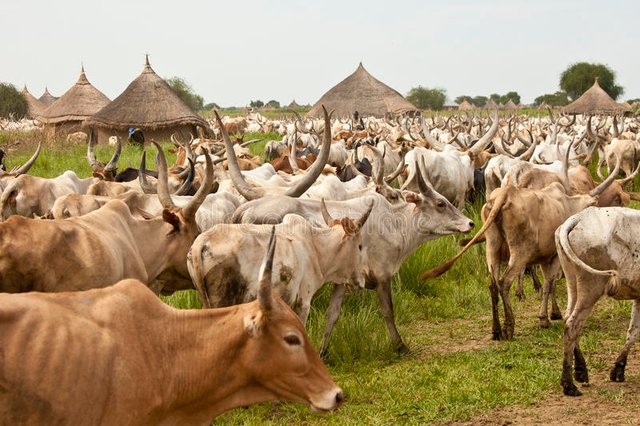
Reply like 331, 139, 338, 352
287, 99, 302, 109
39, 66, 110, 140
563, 78, 631, 115
38, 87, 58, 106
85, 55, 207, 142
21, 85, 47, 118
503, 99, 518, 110
458, 100, 475, 111
307, 63, 416, 118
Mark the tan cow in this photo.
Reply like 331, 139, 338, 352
0, 232, 343, 423
422, 181, 606, 340
0, 141, 214, 294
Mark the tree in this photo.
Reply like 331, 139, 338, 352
471, 96, 488, 107
406, 86, 447, 110
534, 91, 569, 107
500, 91, 521, 105
560, 62, 624, 100
489, 93, 501, 103
265, 100, 280, 109
0, 82, 28, 119
249, 100, 264, 108
204, 102, 220, 110
165, 77, 204, 112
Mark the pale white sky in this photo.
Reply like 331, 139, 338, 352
3, 0, 638, 107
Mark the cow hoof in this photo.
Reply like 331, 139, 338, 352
394, 342, 410, 354
574, 367, 589, 384
539, 318, 550, 329
551, 312, 563, 321
563, 383, 582, 397
610, 365, 626, 382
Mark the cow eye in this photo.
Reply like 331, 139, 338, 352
284, 334, 302, 346
436, 201, 446, 209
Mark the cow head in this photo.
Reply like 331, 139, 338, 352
404, 158, 474, 237
87, 130, 122, 181
241, 228, 343, 412
318, 198, 374, 288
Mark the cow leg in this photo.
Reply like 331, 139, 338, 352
375, 279, 407, 353
499, 261, 525, 340
515, 271, 526, 301
320, 284, 347, 358
562, 287, 601, 396
610, 299, 640, 382
538, 259, 562, 328
530, 266, 543, 295
486, 250, 503, 340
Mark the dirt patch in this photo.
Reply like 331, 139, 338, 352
450, 369, 640, 425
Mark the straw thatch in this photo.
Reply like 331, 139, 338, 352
287, 99, 302, 109
38, 87, 58, 106
307, 63, 416, 118
503, 99, 518, 110
39, 66, 110, 125
458, 100, 475, 111
21, 85, 47, 118
563, 78, 631, 115
85, 55, 207, 141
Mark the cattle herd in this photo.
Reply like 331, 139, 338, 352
1, 105, 640, 421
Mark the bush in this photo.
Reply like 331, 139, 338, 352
0, 83, 28, 119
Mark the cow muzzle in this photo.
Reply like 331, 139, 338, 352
310, 387, 344, 413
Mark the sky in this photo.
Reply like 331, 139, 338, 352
2, 0, 639, 107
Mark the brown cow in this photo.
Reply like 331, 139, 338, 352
0, 232, 343, 423
422, 179, 612, 340
0, 141, 214, 294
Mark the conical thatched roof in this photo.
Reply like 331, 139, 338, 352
21, 85, 47, 118
38, 66, 110, 124
563, 78, 631, 115
38, 87, 58, 106
307, 63, 416, 118
458, 100, 475, 111
503, 99, 517, 110
288, 99, 302, 109
85, 56, 206, 131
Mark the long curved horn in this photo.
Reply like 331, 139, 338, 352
590, 153, 621, 197
170, 133, 181, 148
240, 138, 263, 148
288, 131, 300, 174
173, 158, 195, 196
151, 140, 177, 209
87, 129, 99, 172
182, 148, 214, 219
283, 105, 332, 197
258, 226, 277, 313
420, 116, 444, 151
516, 136, 539, 161
469, 109, 499, 155
366, 144, 384, 185
15, 141, 42, 176
138, 151, 156, 194
320, 198, 334, 226
356, 201, 375, 229
384, 154, 406, 183
104, 136, 122, 173
214, 110, 263, 200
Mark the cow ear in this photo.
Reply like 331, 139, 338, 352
402, 190, 421, 205
162, 208, 181, 233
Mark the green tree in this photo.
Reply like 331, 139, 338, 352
0, 82, 28, 119
534, 91, 569, 107
471, 96, 488, 107
406, 86, 447, 110
249, 100, 264, 108
500, 91, 521, 105
560, 62, 624, 100
454, 95, 473, 105
204, 102, 220, 110
489, 93, 501, 103
265, 100, 280, 109
165, 77, 204, 112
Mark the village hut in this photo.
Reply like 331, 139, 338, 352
563, 78, 631, 115
21, 85, 47, 118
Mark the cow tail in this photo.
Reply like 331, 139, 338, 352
555, 214, 617, 278
421, 186, 510, 280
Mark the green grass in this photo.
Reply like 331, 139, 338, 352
1, 131, 637, 423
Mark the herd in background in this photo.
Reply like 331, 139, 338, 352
1, 105, 640, 420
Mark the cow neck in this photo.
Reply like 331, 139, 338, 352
127, 215, 177, 281
151, 303, 283, 421
309, 227, 346, 283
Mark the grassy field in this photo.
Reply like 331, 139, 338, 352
2, 131, 638, 423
